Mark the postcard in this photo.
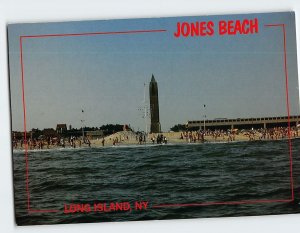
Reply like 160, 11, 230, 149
8, 11, 300, 225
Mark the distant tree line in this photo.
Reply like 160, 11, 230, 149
100, 124, 124, 135
13, 124, 127, 140
170, 124, 186, 132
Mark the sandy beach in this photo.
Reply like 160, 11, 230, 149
12, 128, 300, 151
13, 129, 300, 150
92, 129, 300, 147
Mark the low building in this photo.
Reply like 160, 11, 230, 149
56, 124, 67, 134
187, 115, 300, 130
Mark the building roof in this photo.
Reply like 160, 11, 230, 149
56, 124, 67, 129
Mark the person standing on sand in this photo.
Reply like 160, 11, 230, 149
151, 137, 155, 144
102, 137, 105, 147
201, 132, 204, 143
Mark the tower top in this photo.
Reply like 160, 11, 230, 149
151, 74, 156, 82
149, 74, 160, 133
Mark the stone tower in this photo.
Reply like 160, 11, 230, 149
149, 74, 161, 133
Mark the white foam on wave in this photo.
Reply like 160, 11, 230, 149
13, 146, 89, 154
110, 143, 177, 149
13, 137, 296, 154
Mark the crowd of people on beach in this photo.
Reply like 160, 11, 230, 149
150, 134, 168, 144
111, 134, 129, 146
179, 126, 299, 143
245, 127, 299, 141
136, 133, 146, 145
12, 135, 92, 150
180, 131, 206, 143
110, 131, 132, 146
12, 126, 300, 150
135, 133, 168, 145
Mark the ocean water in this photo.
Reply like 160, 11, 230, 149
13, 139, 300, 225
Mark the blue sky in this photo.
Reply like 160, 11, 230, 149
8, 12, 299, 132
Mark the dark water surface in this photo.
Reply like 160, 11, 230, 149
13, 139, 300, 225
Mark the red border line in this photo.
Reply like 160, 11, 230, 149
20, 29, 167, 39
152, 199, 291, 208
20, 36, 61, 213
19, 24, 294, 213
19, 36, 30, 212
29, 209, 60, 213
265, 23, 294, 200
